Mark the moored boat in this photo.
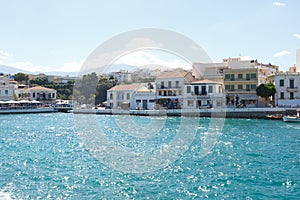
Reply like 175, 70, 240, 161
283, 108, 300, 122
265, 114, 283, 120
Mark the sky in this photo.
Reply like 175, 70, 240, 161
0, 0, 299, 74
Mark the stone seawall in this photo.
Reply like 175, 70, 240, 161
73, 108, 298, 119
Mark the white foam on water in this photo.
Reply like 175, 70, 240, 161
0, 183, 14, 200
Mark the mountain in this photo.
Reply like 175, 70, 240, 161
0, 64, 78, 77
0, 64, 30, 74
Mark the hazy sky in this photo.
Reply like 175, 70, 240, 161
0, 0, 299, 73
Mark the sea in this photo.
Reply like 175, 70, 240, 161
0, 113, 299, 199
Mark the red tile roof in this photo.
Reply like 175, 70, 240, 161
25, 86, 55, 91
108, 83, 142, 91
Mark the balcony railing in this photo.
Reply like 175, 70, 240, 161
287, 87, 298, 92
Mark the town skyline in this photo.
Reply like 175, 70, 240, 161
0, 1, 300, 73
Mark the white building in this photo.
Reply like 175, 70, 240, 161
110, 71, 132, 83
296, 49, 300, 72
183, 79, 225, 109
107, 83, 155, 110
269, 72, 300, 107
0, 75, 14, 101
15, 86, 57, 104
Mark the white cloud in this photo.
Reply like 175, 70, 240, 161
0, 50, 13, 59
273, 1, 286, 6
273, 50, 290, 57
114, 50, 191, 70
293, 33, 300, 39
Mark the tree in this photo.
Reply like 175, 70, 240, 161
14, 73, 29, 83
256, 82, 276, 105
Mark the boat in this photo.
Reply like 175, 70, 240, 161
283, 108, 300, 122
0, 100, 55, 114
265, 114, 283, 120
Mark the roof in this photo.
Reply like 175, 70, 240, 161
157, 71, 196, 82
157, 71, 190, 79
25, 86, 55, 91
192, 79, 222, 84
108, 83, 142, 91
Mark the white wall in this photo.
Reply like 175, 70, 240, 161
296, 49, 300, 72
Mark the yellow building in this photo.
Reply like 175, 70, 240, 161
224, 68, 258, 107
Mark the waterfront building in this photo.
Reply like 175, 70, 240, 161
155, 71, 195, 109
193, 57, 279, 84
269, 72, 300, 107
15, 86, 57, 104
296, 49, 300, 72
0, 74, 14, 101
107, 83, 155, 110
183, 79, 225, 109
223, 68, 259, 107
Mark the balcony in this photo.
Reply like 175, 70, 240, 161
287, 87, 298, 92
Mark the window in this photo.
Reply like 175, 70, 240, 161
238, 74, 243, 79
33, 92, 36, 98
149, 99, 155, 103
208, 86, 213, 93
246, 74, 250, 80
246, 85, 250, 91
187, 86, 191, 93
5, 90, 8, 95
289, 79, 294, 88
52, 93, 55, 98
280, 92, 284, 99
251, 73, 257, 79
168, 91, 172, 96
168, 81, 172, 88
290, 92, 294, 99
126, 93, 130, 100
175, 81, 179, 88
161, 81, 164, 89
238, 85, 243, 90
136, 99, 141, 103
225, 74, 230, 80
230, 74, 235, 80
251, 84, 256, 90
230, 85, 234, 91
110, 93, 113, 99
279, 79, 284, 87
158, 91, 162, 96
225, 85, 230, 91
0, 90, 1, 95
187, 100, 194, 107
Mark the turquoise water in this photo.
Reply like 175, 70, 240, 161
0, 113, 299, 199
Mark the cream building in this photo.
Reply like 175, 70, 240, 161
0, 74, 14, 101
155, 71, 195, 109
15, 86, 57, 104
193, 57, 279, 84
223, 68, 258, 107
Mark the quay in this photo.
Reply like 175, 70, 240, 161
72, 107, 298, 119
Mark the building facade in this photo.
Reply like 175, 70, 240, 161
15, 86, 57, 104
223, 68, 258, 107
0, 74, 14, 101
107, 83, 155, 110
269, 72, 300, 107
155, 71, 195, 109
183, 79, 225, 109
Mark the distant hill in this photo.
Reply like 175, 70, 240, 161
0, 64, 30, 75
0, 64, 78, 77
